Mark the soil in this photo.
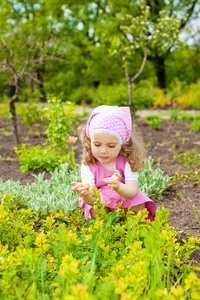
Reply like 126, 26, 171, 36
0, 113, 200, 269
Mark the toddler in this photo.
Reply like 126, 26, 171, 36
72, 105, 156, 221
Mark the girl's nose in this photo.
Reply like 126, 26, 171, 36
100, 146, 107, 154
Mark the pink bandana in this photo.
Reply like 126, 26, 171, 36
86, 105, 132, 144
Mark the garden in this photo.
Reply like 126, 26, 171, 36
1, 0, 200, 298
0, 100, 200, 299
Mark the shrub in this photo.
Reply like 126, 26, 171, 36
0, 157, 171, 217
138, 157, 172, 199
0, 104, 10, 116
187, 79, 200, 108
169, 106, 180, 121
190, 120, 200, 133
132, 84, 159, 110
167, 78, 187, 100
15, 98, 77, 172
144, 115, 161, 129
93, 83, 129, 107
169, 79, 200, 109
20, 103, 49, 134
93, 82, 159, 110
154, 79, 200, 109
180, 113, 197, 120
15, 144, 71, 172
0, 193, 37, 250
0, 203, 199, 299
0, 163, 81, 218
153, 89, 171, 107
69, 86, 95, 104
46, 97, 76, 150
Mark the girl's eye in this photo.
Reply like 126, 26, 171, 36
94, 144, 100, 147
108, 145, 115, 148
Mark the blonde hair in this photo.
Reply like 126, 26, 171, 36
78, 123, 146, 172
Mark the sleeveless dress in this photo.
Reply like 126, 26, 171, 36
79, 155, 156, 221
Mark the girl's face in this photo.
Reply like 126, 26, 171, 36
91, 132, 121, 166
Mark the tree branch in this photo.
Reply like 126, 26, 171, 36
20, 55, 30, 77
180, 0, 199, 29
130, 40, 149, 83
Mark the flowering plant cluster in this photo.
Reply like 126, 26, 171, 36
0, 191, 200, 299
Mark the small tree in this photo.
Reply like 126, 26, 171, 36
0, 27, 64, 145
109, 0, 180, 117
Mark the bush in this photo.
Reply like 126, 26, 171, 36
132, 81, 159, 110
69, 86, 95, 104
180, 113, 197, 120
15, 98, 78, 173
93, 81, 159, 110
153, 90, 171, 107
0, 200, 199, 299
15, 144, 71, 172
0, 163, 81, 217
167, 78, 188, 100
139, 157, 172, 199
153, 79, 200, 109
20, 103, 49, 134
46, 98, 75, 149
190, 120, 200, 133
144, 115, 162, 129
0, 157, 172, 218
92, 83, 129, 107
167, 79, 200, 109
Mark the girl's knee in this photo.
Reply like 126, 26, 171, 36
131, 203, 146, 213
90, 208, 99, 219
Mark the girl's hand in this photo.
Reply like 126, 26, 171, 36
103, 170, 121, 191
71, 182, 91, 197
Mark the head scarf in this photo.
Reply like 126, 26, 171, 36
86, 105, 132, 144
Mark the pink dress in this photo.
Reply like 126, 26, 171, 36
79, 155, 156, 221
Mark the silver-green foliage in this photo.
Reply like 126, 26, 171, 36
0, 157, 171, 217
0, 163, 81, 217
138, 157, 172, 199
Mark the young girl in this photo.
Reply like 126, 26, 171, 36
72, 105, 156, 221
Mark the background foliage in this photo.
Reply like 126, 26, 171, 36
0, 0, 200, 109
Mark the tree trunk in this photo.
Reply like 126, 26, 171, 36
37, 68, 46, 102
125, 65, 136, 120
9, 77, 21, 145
154, 54, 166, 90
128, 79, 136, 120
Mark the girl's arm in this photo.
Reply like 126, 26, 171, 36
71, 163, 96, 205
103, 170, 138, 199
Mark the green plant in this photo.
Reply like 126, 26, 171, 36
0, 187, 200, 299
0, 163, 81, 218
0, 104, 10, 116
138, 157, 172, 199
15, 97, 78, 172
15, 144, 71, 172
145, 115, 161, 129
172, 146, 200, 183
169, 106, 180, 121
20, 103, 49, 135
69, 86, 95, 104
190, 120, 200, 133
189, 198, 200, 229
93, 83, 129, 107
180, 113, 197, 120
0, 193, 36, 250
1, 206, 199, 299
46, 97, 75, 150
0, 157, 172, 217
